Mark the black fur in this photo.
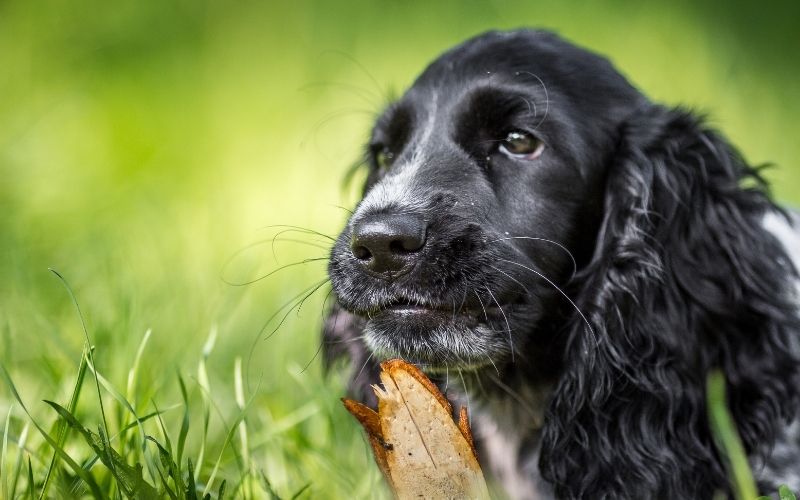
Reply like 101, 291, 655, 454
322, 29, 800, 498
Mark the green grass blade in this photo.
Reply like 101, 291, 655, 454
234, 357, 251, 498
200, 395, 255, 498
39, 343, 91, 499
10, 422, 30, 498
126, 329, 152, 404
780, 485, 798, 500
85, 361, 148, 455
123, 328, 152, 466
27, 457, 35, 500
194, 370, 260, 499
289, 482, 311, 499
145, 436, 179, 500
43, 400, 158, 499
48, 269, 119, 483
176, 374, 190, 475
2, 404, 11, 500
218, 479, 226, 500
194, 328, 216, 482
83, 349, 164, 493
82, 408, 177, 473
259, 470, 281, 500
0, 365, 107, 499
152, 401, 184, 495
186, 459, 197, 500
707, 370, 758, 500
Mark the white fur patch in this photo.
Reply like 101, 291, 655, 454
351, 93, 439, 224
763, 210, 800, 301
474, 413, 542, 500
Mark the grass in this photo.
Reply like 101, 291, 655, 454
1, 272, 385, 498
1, 0, 799, 498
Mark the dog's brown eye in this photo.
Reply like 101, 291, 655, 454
499, 131, 544, 159
376, 146, 395, 170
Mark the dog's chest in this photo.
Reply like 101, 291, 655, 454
458, 384, 554, 500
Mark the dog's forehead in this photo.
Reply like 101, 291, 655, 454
391, 29, 642, 127
417, 30, 559, 81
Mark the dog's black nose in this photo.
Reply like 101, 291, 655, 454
351, 214, 427, 274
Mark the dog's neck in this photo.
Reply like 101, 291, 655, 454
440, 366, 555, 500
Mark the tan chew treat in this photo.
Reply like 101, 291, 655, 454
343, 359, 490, 499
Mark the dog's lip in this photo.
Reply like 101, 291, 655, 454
354, 296, 517, 317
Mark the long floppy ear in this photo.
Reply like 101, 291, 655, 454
539, 106, 800, 498
321, 299, 380, 406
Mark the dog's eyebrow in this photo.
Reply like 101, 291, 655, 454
453, 85, 549, 153
372, 102, 413, 145
464, 85, 547, 122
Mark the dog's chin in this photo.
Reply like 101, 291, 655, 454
359, 306, 516, 374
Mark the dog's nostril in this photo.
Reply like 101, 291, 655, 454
390, 236, 423, 254
350, 213, 427, 273
352, 244, 372, 261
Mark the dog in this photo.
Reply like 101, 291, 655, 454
322, 29, 800, 499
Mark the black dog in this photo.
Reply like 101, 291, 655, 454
323, 29, 800, 499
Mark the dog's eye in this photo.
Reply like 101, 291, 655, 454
375, 146, 395, 170
498, 131, 544, 159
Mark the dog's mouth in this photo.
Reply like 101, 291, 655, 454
348, 292, 526, 372
355, 295, 519, 320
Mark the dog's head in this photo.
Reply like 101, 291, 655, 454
326, 30, 643, 372
323, 29, 800, 497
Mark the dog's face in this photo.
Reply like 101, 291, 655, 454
328, 30, 643, 372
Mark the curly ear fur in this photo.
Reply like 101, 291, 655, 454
322, 300, 380, 407
538, 106, 800, 498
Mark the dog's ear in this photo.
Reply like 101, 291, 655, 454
322, 298, 380, 406
539, 106, 800, 497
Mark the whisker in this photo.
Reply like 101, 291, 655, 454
320, 287, 335, 319
220, 237, 330, 283
486, 373, 541, 424
487, 264, 531, 296
331, 204, 354, 215
270, 228, 332, 265
303, 287, 337, 374
303, 108, 376, 165
302, 340, 325, 373
457, 368, 470, 416
472, 289, 491, 324
245, 278, 330, 392
515, 71, 550, 130
257, 224, 336, 241
298, 81, 381, 107
498, 258, 598, 347
485, 286, 515, 363
264, 279, 331, 340
518, 95, 536, 119
489, 235, 577, 281
222, 257, 328, 287
354, 350, 376, 387
485, 354, 501, 378
316, 49, 387, 104
322, 335, 371, 346
471, 368, 489, 399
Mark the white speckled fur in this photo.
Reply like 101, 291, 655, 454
757, 210, 800, 490
466, 383, 553, 500
351, 93, 439, 225
763, 210, 800, 300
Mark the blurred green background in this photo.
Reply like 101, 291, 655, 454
1, 0, 798, 498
